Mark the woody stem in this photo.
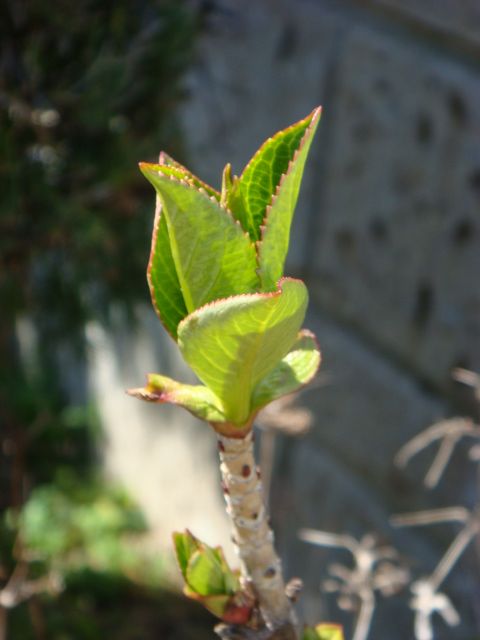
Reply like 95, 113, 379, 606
217, 431, 296, 634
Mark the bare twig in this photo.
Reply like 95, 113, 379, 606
395, 419, 479, 484
0, 567, 62, 609
452, 368, 480, 392
392, 503, 479, 638
393, 368, 480, 639
424, 433, 460, 488
299, 530, 408, 640
391, 507, 470, 528
410, 580, 460, 640
299, 529, 359, 555
352, 588, 374, 640
429, 518, 479, 591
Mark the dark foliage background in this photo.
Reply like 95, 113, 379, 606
0, 2, 213, 637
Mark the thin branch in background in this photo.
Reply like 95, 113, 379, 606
394, 418, 480, 488
0, 562, 62, 610
391, 510, 478, 638
452, 368, 480, 398
424, 433, 462, 489
352, 589, 375, 640
429, 518, 479, 590
299, 529, 409, 640
299, 529, 359, 555
391, 509, 476, 639
0, 567, 62, 640
392, 507, 479, 588
392, 370, 480, 639
409, 579, 460, 640
390, 507, 470, 527
0, 533, 63, 640
257, 376, 329, 502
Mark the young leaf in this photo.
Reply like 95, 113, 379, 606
172, 531, 247, 621
221, 162, 233, 208
148, 198, 188, 338
184, 590, 232, 618
173, 530, 200, 580
182, 586, 253, 623
237, 108, 320, 243
251, 329, 320, 413
178, 278, 308, 425
221, 163, 249, 231
126, 374, 226, 423
258, 107, 321, 290
312, 625, 344, 640
158, 152, 221, 200
140, 164, 259, 313
187, 547, 230, 596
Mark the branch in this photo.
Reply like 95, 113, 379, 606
452, 368, 480, 392
298, 528, 359, 555
352, 588, 375, 640
217, 432, 295, 632
429, 518, 479, 590
395, 419, 478, 470
391, 507, 470, 528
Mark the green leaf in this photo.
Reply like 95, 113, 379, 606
148, 198, 188, 338
215, 547, 240, 595
178, 278, 308, 425
140, 164, 259, 314
146, 153, 223, 338
187, 547, 229, 596
237, 108, 320, 243
158, 152, 221, 200
251, 329, 320, 413
126, 374, 226, 423
221, 162, 233, 208
313, 625, 344, 640
221, 163, 249, 232
173, 531, 240, 598
184, 589, 232, 618
303, 625, 344, 640
173, 530, 200, 580
258, 107, 321, 289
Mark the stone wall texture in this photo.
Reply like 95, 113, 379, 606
100, 1, 480, 637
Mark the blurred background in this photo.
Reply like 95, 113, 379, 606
1, 0, 480, 638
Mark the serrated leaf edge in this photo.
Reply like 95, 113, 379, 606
159, 151, 221, 199
239, 107, 321, 182
146, 195, 180, 339
126, 376, 227, 422
141, 164, 255, 247
251, 328, 321, 413
256, 106, 321, 282
177, 276, 304, 332
143, 166, 258, 335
